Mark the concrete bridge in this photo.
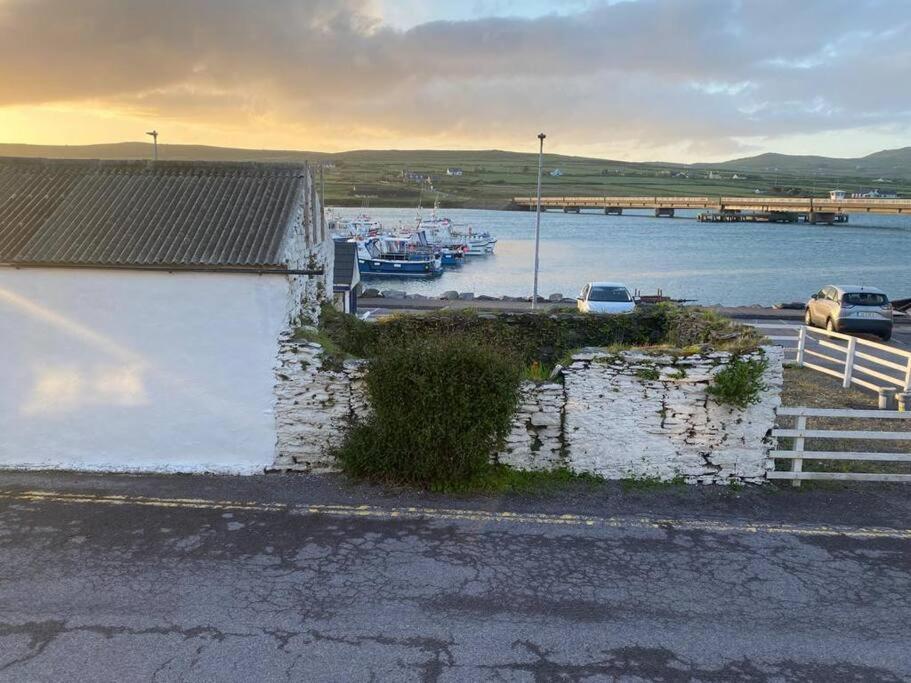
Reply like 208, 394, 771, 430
512, 195, 911, 219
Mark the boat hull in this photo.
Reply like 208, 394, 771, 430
358, 258, 443, 278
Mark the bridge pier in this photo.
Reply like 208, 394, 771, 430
655, 208, 675, 218
769, 211, 799, 223
604, 207, 623, 215
807, 211, 837, 225
563, 206, 581, 214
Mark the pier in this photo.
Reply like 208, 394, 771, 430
511, 195, 911, 217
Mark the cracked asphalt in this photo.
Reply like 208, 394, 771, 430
0, 472, 910, 681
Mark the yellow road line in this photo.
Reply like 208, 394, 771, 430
1, 489, 909, 540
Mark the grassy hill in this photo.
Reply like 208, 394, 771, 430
2, 142, 908, 209
700, 147, 911, 179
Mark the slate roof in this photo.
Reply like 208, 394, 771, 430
0, 157, 309, 269
333, 240, 358, 287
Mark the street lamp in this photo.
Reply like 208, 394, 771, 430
146, 130, 159, 161
532, 132, 546, 310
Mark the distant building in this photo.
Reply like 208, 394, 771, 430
549, 168, 563, 177
732, 174, 746, 180
402, 170, 433, 184
829, 190, 847, 200
852, 188, 898, 199
446, 167, 463, 176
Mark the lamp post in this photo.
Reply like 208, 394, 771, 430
146, 130, 159, 161
532, 132, 546, 310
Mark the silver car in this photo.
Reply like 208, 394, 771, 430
805, 284, 893, 341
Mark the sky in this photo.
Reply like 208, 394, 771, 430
0, 0, 910, 162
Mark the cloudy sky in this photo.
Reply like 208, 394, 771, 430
0, 0, 909, 161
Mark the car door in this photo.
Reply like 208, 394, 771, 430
809, 288, 826, 325
820, 287, 837, 325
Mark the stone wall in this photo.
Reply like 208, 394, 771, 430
272, 343, 783, 484
561, 347, 782, 484
272, 335, 367, 472
497, 381, 566, 471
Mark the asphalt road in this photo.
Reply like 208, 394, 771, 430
1, 472, 910, 681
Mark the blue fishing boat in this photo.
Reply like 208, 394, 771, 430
355, 237, 443, 278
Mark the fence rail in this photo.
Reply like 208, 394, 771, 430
753, 323, 911, 393
770, 407, 911, 485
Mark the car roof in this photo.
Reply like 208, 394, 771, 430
588, 281, 628, 288
830, 285, 886, 295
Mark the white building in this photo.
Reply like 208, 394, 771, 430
446, 167, 463, 176
829, 189, 847, 200
0, 158, 333, 474
549, 168, 563, 177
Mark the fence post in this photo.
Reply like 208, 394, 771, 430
905, 357, 911, 392
843, 337, 857, 389
791, 414, 806, 488
796, 326, 806, 367
878, 387, 897, 411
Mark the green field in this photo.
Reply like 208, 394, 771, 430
3, 142, 909, 209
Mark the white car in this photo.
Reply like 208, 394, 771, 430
577, 282, 636, 314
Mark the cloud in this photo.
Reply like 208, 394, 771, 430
0, 0, 909, 159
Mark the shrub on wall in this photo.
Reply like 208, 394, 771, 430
333, 336, 522, 488
707, 356, 768, 408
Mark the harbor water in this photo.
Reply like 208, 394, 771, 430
339, 208, 911, 306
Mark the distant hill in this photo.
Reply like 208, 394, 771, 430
2, 141, 909, 179
0, 142, 637, 169
698, 147, 911, 179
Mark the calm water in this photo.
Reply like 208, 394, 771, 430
336, 208, 911, 306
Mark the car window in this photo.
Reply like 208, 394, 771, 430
588, 286, 631, 302
580, 285, 589, 299
824, 287, 836, 301
842, 292, 888, 306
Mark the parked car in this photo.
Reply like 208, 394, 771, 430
805, 285, 893, 341
577, 282, 636, 314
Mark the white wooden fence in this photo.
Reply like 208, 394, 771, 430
755, 323, 911, 393
770, 407, 911, 486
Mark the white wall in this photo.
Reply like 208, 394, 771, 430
0, 268, 291, 474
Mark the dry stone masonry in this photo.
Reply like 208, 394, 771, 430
272, 341, 783, 484
561, 347, 782, 484
273, 333, 368, 472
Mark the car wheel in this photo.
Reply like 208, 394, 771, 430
881, 330, 892, 342
804, 309, 813, 327
825, 318, 836, 333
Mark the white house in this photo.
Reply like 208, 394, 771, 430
549, 168, 563, 177
446, 167, 463, 176
0, 157, 333, 474
829, 189, 847, 200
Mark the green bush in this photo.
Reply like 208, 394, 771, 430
319, 304, 760, 368
707, 357, 768, 409
334, 336, 522, 487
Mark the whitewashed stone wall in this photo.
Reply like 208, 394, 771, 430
281, 167, 333, 326
497, 382, 565, 471
272, 342, 782, 484
272, 335, 367, 472
562, 346, 782, 483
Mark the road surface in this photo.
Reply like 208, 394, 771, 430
1, 472, 910, 681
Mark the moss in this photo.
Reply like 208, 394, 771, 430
433, 465, 604, 494
635, 367, 661, 381
621, 475, 686, 491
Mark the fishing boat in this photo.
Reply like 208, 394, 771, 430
354, 237, 443, 278
412, 200, 498, 255
333, 213, 383, 239
414, 215, 496, 255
